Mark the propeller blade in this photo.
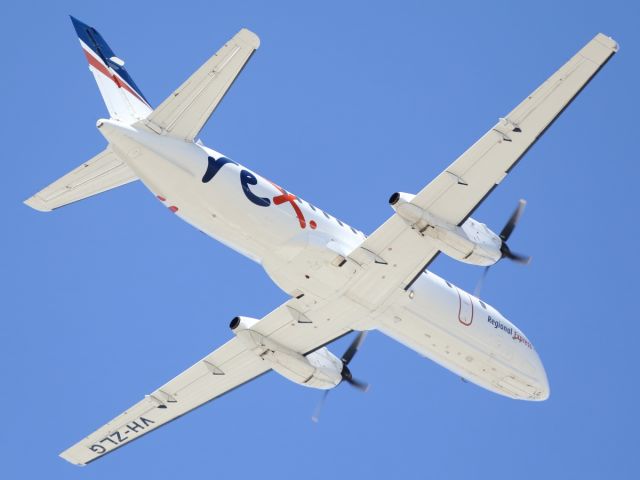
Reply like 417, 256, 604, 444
499, 199, 527, 241
473, 266, 491, 298
504, 250, 532, 265
501, 242, 532, 265
312, 332, 370, 422
345, 376, 370, 392
341, 331, 368, 365
311, 390, 330, 423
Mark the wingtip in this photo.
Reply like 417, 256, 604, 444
595, 33, 619, 53
59, 450, 87, 467
238, 28, 260, 49
24, 195, 52, 212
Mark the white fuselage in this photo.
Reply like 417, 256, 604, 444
99, 118, 549, 401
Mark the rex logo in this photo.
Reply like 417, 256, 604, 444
202, 155, 306, 228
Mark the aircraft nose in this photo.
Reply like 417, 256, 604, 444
530, 349, 550, 401
507, 342, 550, 401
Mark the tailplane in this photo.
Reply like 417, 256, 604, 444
24, 17, 149, 212
24, 148, 137, 212
25, 19, 260, 212
70, 16, 152, 123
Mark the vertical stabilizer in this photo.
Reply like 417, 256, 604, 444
70, 16, 152, 123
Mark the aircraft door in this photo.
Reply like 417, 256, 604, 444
457, 288, 474, 326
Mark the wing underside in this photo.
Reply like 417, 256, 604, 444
60, 296, 359, 466
411, 33, 619, 227
60, 338, 270, 465
347, 33, 618, 303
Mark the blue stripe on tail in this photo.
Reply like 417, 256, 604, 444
69, 15, 150, 105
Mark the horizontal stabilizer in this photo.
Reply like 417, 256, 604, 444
25, 149, 137, 212
141, 28, 260, 141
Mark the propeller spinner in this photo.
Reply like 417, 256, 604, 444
312, 331, 369, 422
475, 199, 531, 297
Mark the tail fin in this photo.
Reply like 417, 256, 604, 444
70, 16, 152, 123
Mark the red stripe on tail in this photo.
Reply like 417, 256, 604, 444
82, 48, 149, 107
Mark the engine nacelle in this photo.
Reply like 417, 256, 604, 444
389, 192, 502, 266
230, 316, 343, 389
229, 316, 259, 331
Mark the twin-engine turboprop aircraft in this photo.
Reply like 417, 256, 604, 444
25, 17, 618, 466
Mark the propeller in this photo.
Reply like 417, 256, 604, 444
311, 331, 369, 423
474, 199, 531, 297
311, 390, 330, 423
499, 199, 531, 265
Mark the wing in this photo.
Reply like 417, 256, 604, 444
60, 337, 270, 466
348, 33, 617, 304
24, 149, 137, 212
141, 29, 260, 141
410, 33, 618, 226
60, 295, 357, 466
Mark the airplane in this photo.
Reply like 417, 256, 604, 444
25, 16, 618, 466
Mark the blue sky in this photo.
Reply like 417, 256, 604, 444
3, 0, 639, 478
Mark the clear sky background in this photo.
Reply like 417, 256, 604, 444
2, 1, 638, 478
